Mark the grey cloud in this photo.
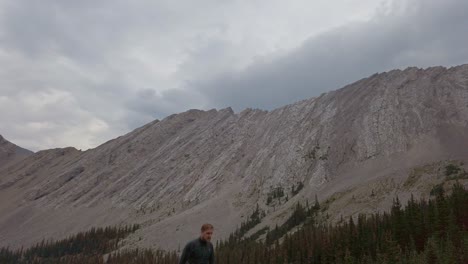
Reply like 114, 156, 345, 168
0, 89, 112, 151
0, 0, 174, 62
0, 0, 191, 150
124, 88, 206, 129
1, 0, 467, 151
194, 0, 468, 111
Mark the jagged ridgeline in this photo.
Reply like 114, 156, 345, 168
1, 182, 467, 264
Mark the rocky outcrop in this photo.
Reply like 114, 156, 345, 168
0, 135, 33, 168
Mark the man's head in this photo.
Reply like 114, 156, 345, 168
200, 223, 214, 241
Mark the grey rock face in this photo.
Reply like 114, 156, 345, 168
1, 64, 468, 250
0, 135, 33, 169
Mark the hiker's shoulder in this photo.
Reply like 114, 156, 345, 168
187, 238, 199, 246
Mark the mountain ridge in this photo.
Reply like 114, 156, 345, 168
0, 134, 33, 169
1, 63, 468, 251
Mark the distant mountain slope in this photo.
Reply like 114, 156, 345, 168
1, 64, 468, 251
0, 135, 33, 168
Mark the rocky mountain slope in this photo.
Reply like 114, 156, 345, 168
0, 135, 33, 168
1, 64, 468, 251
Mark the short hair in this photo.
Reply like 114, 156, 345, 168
201, 223, 214, 232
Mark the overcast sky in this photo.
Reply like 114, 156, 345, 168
1, 0, 468, 151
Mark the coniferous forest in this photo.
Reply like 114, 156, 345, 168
1, 182, 467, 263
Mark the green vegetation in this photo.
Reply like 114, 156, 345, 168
215, 182, 468, 263
304, 145, 331, 161
266, 185, 285, 205
0, 224, 141, 264
291, 181, 304, 196
403, 161, 468, 188
233, 204, 265, 240
265, 200, 320, 244
445, 164, 462, 177
107, 249, 178, 263
445, 163, 468, 180
267, 181, 305, 206
247, 226, 269, 242
304, 145, 330, 162
2, 182, 467, 263
430, 183, 444, 197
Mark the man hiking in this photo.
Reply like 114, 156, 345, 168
178, 223, 215, 264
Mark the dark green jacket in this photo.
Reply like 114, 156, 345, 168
178, 237, 215, 264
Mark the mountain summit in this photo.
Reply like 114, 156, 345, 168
1, 64, 468, 251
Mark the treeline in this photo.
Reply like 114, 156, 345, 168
107, 248, 178, 264
266, 196, 321, 244
214, 182, 468, 263
0, 224, 141, 264
2, 182, 468, 263
214, 195, 321, 263
224, 204, 266, 244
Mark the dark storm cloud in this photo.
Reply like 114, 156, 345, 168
194, 0, 468, 111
